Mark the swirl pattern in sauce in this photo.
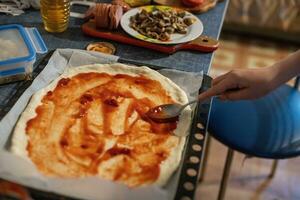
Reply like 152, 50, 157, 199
26, 72, 180, 187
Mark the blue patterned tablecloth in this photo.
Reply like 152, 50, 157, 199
0, 0, 227, 115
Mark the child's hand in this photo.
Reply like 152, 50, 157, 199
199, 67, 277, 101
198, 49, 300, 101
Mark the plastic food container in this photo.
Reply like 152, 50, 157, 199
0, 24, 47, 84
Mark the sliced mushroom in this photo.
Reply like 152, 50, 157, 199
184, 18, 195, 26
129, 9, 194, 41
178, 11, 186, 18
158, 20, 165, 28
165, 27, 174, 34
160, 32, 170, 41
177, 27, 187, 34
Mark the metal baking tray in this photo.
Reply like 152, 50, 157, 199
0, 50, 212, 200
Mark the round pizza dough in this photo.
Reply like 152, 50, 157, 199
11, 63, 192, 187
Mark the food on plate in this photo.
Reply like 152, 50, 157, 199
11, 64, 192, 187
85, 3, 123, 30
129, 9, 195, 41
181, 0, 204, 7
86, 42, 116, 55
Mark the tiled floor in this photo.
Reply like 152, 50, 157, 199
196, 34, 300, 200
209, 34, 299, 78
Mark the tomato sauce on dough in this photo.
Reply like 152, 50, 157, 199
26, 72, 179, 187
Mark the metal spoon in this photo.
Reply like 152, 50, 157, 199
146, 99, 198, 123
147, 87, 239, 122
146, 87, 221, 123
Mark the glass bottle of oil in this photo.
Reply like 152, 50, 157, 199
40, 0, 70, 33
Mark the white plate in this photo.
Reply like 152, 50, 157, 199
120, 5, 203, 45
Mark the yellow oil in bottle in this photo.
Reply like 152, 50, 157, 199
40, 0, 70, 33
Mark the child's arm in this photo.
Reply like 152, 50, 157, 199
198, 49, 300, 101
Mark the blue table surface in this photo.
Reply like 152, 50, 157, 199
0, 1, 227, 109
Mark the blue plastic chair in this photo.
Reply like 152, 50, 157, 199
207, 76, 300, 200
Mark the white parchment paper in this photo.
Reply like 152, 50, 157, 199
0, 49, 203, 200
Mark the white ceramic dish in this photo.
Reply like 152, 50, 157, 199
120, 5, 203, 45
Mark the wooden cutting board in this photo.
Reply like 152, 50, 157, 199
153, 0, 219, 14
82, 20, 219, 54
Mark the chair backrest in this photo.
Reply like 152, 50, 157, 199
208, 84, 300, 159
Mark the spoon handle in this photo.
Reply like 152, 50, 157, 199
179, 99, 198, 113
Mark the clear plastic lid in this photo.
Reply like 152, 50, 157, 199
0, 27, 29, 61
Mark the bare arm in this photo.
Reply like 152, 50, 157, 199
198, 49, 300, 101
271, 50, 300, 89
